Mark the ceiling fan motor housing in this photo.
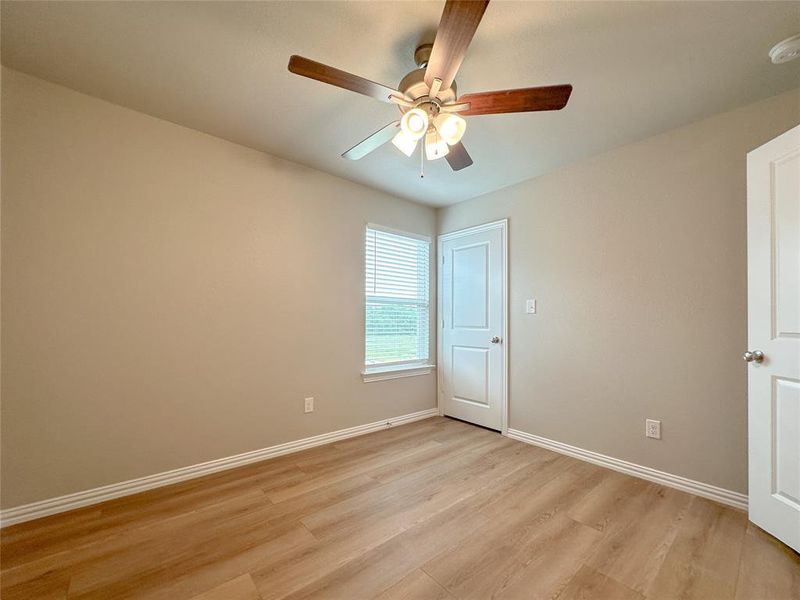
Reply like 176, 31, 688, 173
398, 69, 457, 113
395, 44, 459, 114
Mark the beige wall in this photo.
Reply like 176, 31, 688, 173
438, 88, 800, 494
4, 65, 797, 510
0, 69, 437, 509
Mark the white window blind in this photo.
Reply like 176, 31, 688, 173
365, 226, 430, 368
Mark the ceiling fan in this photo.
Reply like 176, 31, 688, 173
287, 0, 572, 172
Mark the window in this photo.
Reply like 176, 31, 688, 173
363, 225, 432, 380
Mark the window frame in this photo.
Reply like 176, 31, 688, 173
361, 223, 435, 382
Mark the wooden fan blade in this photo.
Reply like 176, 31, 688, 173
288, 55, 400, 103
342, 122, 401, 160
425, 0, 490, 91
457, 85, 573, 116
445, 141, 473, 171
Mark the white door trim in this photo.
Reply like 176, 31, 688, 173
437, 219, 509, 434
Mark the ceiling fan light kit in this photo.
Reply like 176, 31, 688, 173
391, 130, 418, 157
287, 0, 573, 173
434, 113, 466, 145
425, 130, 450, 160
400, 108, 429, 140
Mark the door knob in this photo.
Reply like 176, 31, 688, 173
743, 350, 765, 363
490, 336, 502, 344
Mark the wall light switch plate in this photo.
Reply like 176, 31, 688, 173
304, 397, 314, 413
526, 299, 537, 314
646, 419, 661, 439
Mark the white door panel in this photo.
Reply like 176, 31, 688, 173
440, 221, 507, 431
747, 124, 800, 552
452, 243, 489, 328
451, 346, 489, 405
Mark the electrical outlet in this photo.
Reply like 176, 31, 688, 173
646, 419, 661, 439
526, 299, 537, 314
304, 397, 314, 413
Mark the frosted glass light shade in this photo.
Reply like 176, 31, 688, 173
392, 130, 418, 157
433, 114, 466, 145
400, 108, 429, 140
424, 130, 449, 160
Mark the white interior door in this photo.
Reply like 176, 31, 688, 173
439, 220, 507, 432
747, 124, 800, 553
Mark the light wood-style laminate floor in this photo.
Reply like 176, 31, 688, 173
2, 417, 798, 599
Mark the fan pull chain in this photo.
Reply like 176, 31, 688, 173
419, 140, 424, 178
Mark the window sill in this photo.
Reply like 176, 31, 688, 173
361, 364, 436, 383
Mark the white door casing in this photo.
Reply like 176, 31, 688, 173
747, 124, 800, 552
438, 220, 507, 432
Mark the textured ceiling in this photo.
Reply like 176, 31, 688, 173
2, 1, 799, 206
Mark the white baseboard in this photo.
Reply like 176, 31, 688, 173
0, 408, 439, 528
506, 428, 748, 511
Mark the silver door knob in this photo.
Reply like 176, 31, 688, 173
490, 336, 502, 344
743, 350, 765, 363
